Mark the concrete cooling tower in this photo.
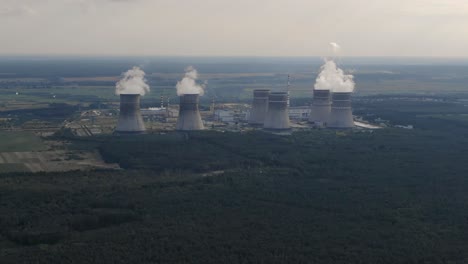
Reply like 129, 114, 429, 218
264, 92, 290, 130
328, 92, 354, 129
249, 89, 270, 125
115, 94, 146, 134
309, 89, 331, 126
176, 94, 204, 131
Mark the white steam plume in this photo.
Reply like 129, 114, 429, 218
315, 59, 355, 93
329, 42, 341, 54
115, 66, 150, 96
176, 66, 205, 96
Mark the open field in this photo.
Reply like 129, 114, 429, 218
0, 150, 119, 173
0, 163, 29, 173
0, 131, 47, 152
0, 131, 119, 173
426, 113, 468, 122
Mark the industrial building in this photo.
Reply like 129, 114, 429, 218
248, 89, 270, 126
309, 89, 331, 126
214, 109, 236, 123
289, 106, 310, 120
264, 92, 290, 130
115, 94, 146, 134
328, 92, 354, 128
176, 94, 205, 131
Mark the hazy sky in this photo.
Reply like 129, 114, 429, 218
1, 0, 467, 57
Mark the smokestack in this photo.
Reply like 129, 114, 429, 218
329, 92, 354, 128
264, 92, 290, 130
115, 94, 146, 134
309, 89, 331, 126
176, 94, 204, 131
249, 89, 270, 126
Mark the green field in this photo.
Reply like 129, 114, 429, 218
0, 163, 29, 173
0, 131, 46, 152
427, 113, 468, 122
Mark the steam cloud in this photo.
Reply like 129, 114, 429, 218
176, 66, 205, 96
115, 66, 150, 96
329, 42, 341, 53
0, 5, 36, 17
314, 59, 355, 93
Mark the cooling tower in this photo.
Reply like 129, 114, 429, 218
264, 92, 290, 130
249, 89, 270, 125
309, 89, 331, 126
329, 92, 354, 129
176, 94, 204, 131
115, 94, 146, 134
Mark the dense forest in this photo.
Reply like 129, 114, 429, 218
0, 94, 468, 263
1, 123, 468, 263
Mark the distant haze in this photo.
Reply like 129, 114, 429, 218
1, 0, 468, 57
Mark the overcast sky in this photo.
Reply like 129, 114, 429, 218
1, 0, 467, 57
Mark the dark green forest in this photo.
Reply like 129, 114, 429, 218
2, 96, 468, 263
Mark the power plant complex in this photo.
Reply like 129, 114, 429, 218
113, 88, 355, 134
111, 62, 359, 135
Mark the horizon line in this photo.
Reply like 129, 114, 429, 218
1, 54, 468, 59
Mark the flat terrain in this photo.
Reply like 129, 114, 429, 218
0, 150, 119, 173
1, 57, 468, 263
1, 57, 468, 110
0, 131, 46, 152
0, 131, 119, 173
1, 128, 468, 263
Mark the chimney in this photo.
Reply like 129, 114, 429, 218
329, 92, 354, 128
309, 89, 331, 126
249, 89, 270, 126
176, 94, 204, 131
264, 92, 290, 130
115, 94, 146, 134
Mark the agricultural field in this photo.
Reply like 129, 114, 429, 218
0, 131, 46, 152
427, 113, 468, 122
0, 131, 118, 173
